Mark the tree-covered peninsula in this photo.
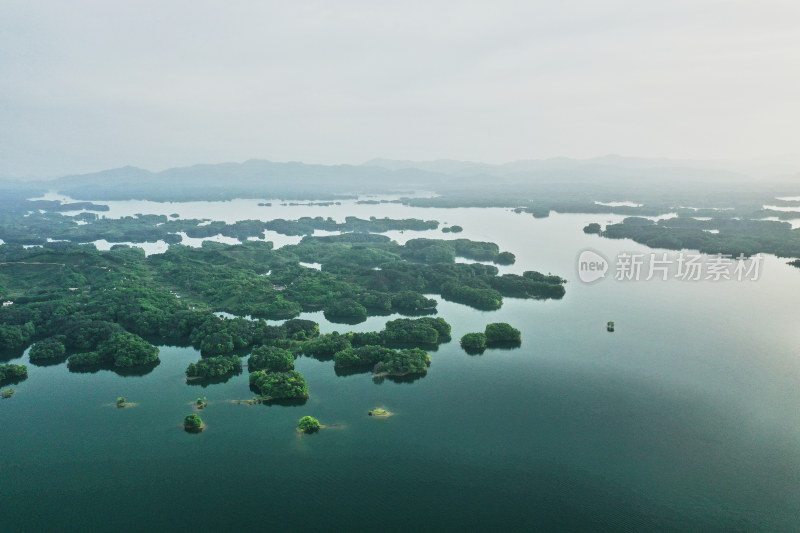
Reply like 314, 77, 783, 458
596, 216, 800, 258
0, 363, 27, 384
186, 355, 242, 379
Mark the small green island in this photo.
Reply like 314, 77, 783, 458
1, 388, 15, 399
195, 397, 208, 409
442, 225, 463, 233
368, 407, 393, 417
297, 415, 321, 434
460, 323, 521, 353
183, 414, 205, 432
460, 332, 487, 353
485, 323, 522, 344
116, 396, 135, 408
249, 370, 309, 401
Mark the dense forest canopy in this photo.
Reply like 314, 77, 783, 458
0, 230, 562, 379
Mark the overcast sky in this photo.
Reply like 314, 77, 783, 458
1, 1, 799, 177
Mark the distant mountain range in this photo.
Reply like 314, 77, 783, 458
3, 155, 795, 203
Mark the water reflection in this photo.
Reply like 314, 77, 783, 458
67, 360, 161, 377
373, 373, 426, 385
0, 375, 27, 387
185, 368, 242, 387
0, 347, 27, 363
28, 355, 70, 367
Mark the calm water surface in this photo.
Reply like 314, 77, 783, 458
1, 199, 799, 531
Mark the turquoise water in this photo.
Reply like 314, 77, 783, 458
2, 203, 799, 531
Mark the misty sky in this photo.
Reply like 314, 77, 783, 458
1, 1, 799, 177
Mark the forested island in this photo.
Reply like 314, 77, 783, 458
588, 216, 800, 258
0, 233, 563, 371
0, 197, 440, 245
0, 189, 573, 411
183, 414, 204, 432
0, 363, 27, 384
459, 323, 521, 354
297, 416, 321, 433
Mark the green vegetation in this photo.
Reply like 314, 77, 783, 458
0, 206, 439, 246
248, 346, 294, 372
0, 233, 562, 366
402, 238, 515, 265
249, 370, 309, 400
301, 333, 351, 359
441, 225, 463, 233
0, 210, 565, 393
183, 414, 204, 432
460, 332, 487, 352
67, 352, 104, 369
196, 397, 207, 409
0, 363, 27, 383
116, 396, 126, 407
368, 408, 392, 417
29, 337, 66, 361
2, 387, 15, 399
64, 331, 159, 369
441, 281, 502, 310
99, 331, 160, 367
599, 216, 800, 258
0, 321, 35, 352
382, 317, 450, 345
373, 348, 431, 377
297, 416, 321, 433
607, 321, 615, 332
333, 345, 396, 368
323, 298, 367, 322
484, 323, 522, 344
186, 355, 242, 378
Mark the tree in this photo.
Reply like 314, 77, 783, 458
29, 337, 66, 361
98, 331, 159, 367
333, 345, 395, 367
183, 414, 204, 431
249, 370, 309, 399
297, 416, 321, 433
248, 346, 294, 372
484, 323, 521, 344
0, 363, 27, 383
460, 332, 487, 351
381, 317, 450, 345
186, 355, 242, 378
373, 348, 430, 376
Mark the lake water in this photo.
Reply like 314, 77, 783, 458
2, 198, 800, 531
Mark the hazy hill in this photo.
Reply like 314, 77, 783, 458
52, 159, 456, 201
23, 155, 798, 205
